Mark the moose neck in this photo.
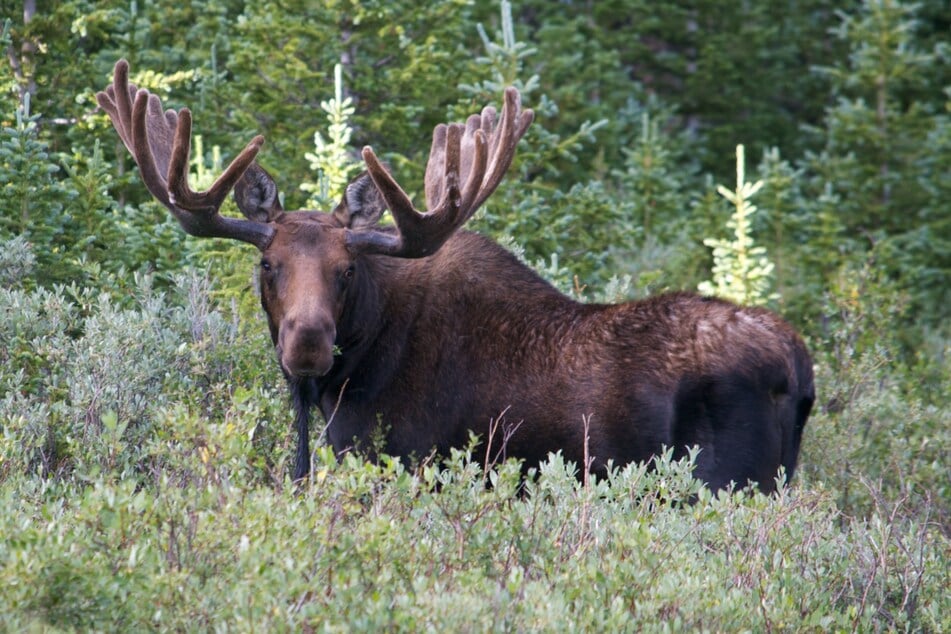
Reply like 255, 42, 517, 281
314, 231, 571, 407
319, 251, 390, 391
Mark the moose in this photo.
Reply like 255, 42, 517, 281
97, 60, 814, 492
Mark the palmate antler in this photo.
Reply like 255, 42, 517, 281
96, 59, 275, 249
351, 88, 534, 257
99, 59, 532, 258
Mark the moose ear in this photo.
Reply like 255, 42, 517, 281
333, 172, 386, 230
234, 163, 284, 223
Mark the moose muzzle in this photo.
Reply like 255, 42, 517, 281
278, 313, 336, 377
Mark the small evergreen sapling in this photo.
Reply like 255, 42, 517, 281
699, 144, 778, 306
0, 93, 77, 285
301, 64, 360, 209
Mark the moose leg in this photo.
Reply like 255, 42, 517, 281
290, 378, 318, 481
293, 405, 310, 480
673, 374, 785, 492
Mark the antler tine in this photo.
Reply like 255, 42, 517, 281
146, 92, 178, 178
360, 148, 417, 228
95, 61, 140, 170
469, 86, 534, 212
130, 91, 172, 208
441, 122, 463, 221
424, 123, 448, 210
97, 59, 274, 249
356, 87, 532, 259
458, 114, 489, 214
167, 108, 265, 212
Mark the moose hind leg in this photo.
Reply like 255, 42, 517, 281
673, 375, 783, 492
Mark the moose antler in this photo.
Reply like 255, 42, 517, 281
96, 59, 275, 249
353, 87, 534, 257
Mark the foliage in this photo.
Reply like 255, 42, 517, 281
0, 407, 947, 630
0, 256, 280, 481
799, 257, 950, 523
300, 63, 361, 209
698, 144, 777, 306
808, 0, 951, 327
0, 94, 74, 285
461, 1, 625, 287
1, 0, 949, 629
0, 234, 34, 287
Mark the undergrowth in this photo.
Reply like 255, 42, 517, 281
0, 242, 947, 631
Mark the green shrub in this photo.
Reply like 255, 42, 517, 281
798, 259, 950, 525
0, 450, 946, 631
698, 144, 778, 306
0, 262, 284, 483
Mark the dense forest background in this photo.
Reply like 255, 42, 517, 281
1, 0, 948, 630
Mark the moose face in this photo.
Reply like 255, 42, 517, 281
97, 52, 532, 381
247, 173, 388, 379
258, 219, 351, 378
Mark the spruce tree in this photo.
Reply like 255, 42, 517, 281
0, 95, 75, 285
812, 0, 950, 326
699, 145, 777, 306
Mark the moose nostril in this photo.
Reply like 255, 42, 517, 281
280, 316, 336, 377
298, 321, 334, 346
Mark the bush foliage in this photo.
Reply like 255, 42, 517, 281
1, 0, 948, 629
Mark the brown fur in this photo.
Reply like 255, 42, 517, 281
265, 223, 814, 492
97, 61, 814, 491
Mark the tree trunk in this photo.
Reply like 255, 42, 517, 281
5, 0, 38, 105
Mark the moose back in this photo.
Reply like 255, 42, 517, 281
98, 60, 814, 491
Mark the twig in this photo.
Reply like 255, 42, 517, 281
311, 378, 349, 478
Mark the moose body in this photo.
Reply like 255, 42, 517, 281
303, 231, 813, 491
98, 60, 814, 492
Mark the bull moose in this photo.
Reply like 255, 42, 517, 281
97, 60, 814, 492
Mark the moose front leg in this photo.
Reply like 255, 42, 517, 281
293, 406, 310, 481
289, 377, 319, 481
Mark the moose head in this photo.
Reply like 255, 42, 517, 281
97, 59, 532, 383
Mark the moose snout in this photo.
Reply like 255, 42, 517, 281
279, 314, 336, 377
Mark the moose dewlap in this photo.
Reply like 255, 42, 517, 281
98, 60, 814, 492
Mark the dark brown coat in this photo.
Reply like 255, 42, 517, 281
97, 59, 814, 492
305, 229, 814, 492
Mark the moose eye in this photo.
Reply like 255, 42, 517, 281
260, 259, 272, 273
342, 266, 355, 280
